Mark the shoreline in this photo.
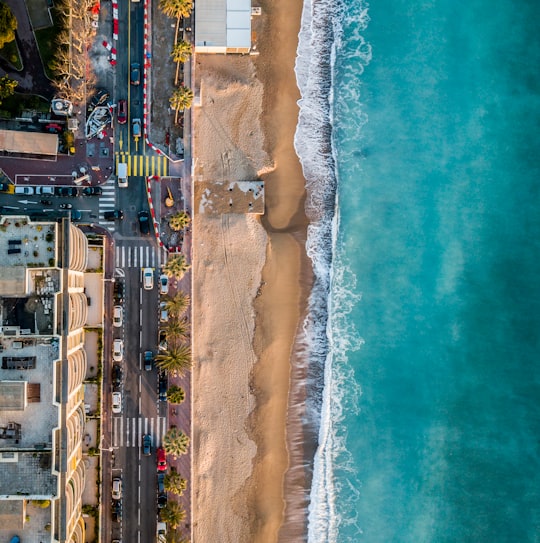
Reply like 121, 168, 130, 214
191, 0, 312, 539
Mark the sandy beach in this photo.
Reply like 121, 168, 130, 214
191, 0, 312, 541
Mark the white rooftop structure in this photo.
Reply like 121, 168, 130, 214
195, 0, 252, 53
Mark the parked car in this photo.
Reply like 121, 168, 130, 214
36, 186, 55, 195
157, 493, 167, 509
142, 434, 152, 456
59, 203, 72, 209
113, 339, 124, 362
130, 62, 141, 85
143, 267, 154, 290
112, 477, 122, 500
138, 210, 150, 234
14, 186, 34, 195
158, 330, 168, 352
159, 301, 168, 323
113, 280, 124, 302
45, 123, 63, 134
70, 210, 82, 222
117, 99, 127, 124
104, 209, 124, 221
82, 186, 102, 196
159, 274, 168, 295
112, 391, 122, 414
157, 472, 165, 493
112, 364, 122, 391
113, 305, 123, 328
158, 372, 167, 402
112, 501, 122, 523
0, 182, 10, 192
56, 186, 78, 197
144, 350, 153, 371
157, 448, 167, 471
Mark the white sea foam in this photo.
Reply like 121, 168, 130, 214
294, 0, 371, 540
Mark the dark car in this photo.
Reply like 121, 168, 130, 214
117, 99, 127, 124
112, 364, 122, 391
59, 203, 72, 209
130, 63, 141, 85
113, 280, 124, 302
144, 350, 153, 371
40, 199, 53, 206
112, 501, 122, 523
157, 472, 165, 493
104, 209, 124, 221
158, 372, 167, 402
82, 186, 102, 196
142, 434, 152, 456
0, 183, 9, 192
138, 210, 150, 235
157, 493, 167, 509
56, 186, 78, 197
71, 210, 82, 221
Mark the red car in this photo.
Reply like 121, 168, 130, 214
117, 99, 127, 124
157, 448, 167, 471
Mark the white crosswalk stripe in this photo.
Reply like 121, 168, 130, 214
98, 179, 117, 231
115, 244, 158, 268
112, 416, 167, 448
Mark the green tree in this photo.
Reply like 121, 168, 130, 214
163, 253, 191, 280
0, 74, 17, 105
171, 40, 192, 85
168, 211, 191, 231
164, 468, 188, 495
163, 428, 190, 458
164, 291, 190, 318
156, 345, 192, 377
0, 2, 17, 49
159, 0, 193, 41
167, 385, 186, 405
169, 85, 194, 124
164, 318, 190, 345
160, 501, 186, 529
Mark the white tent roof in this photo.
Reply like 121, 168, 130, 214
195, 0, 251, 52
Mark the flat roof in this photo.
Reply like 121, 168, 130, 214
195, 0, 251, 51
0, 129, 58, 157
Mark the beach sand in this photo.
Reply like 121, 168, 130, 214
191, 0, 311, 540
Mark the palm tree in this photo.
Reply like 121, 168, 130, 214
160, 501, 186, 529
164, 291, 190, 317
167, 385, 186, 405
163, 254, 191, 280
159, 0, 193, 46
163, 428, 190, 458
171, 41, 192, 85
168, 211, 191, 231
164, 468, 188, 495
155, 345, 191, 376
169, 85, 194, 124
164, 318, 190, 345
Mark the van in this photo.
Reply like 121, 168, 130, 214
15, 186, 34, 195
117, 163, 128, 188
156, 522, 166, 543
36, 186, 55, 195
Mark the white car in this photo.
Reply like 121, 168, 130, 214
112, 392, 122, 414
112, 477, 122, 499
113, 339, 124, 362
159, 274, 168, 295
143, 268, 154, 290
159, 301, 168, 323
113, 305, 123, 328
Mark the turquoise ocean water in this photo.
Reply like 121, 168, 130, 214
295, 0, 540, 541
